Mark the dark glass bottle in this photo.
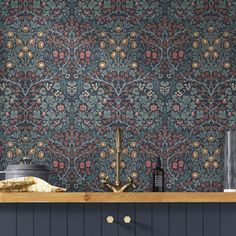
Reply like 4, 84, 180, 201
152, 158, 164, 192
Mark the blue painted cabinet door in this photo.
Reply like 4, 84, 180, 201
0, 204, 16, 236
136, 203, 152, 236
34, 203, 50, 236
118, 203, 136, 236
17, 204, 34, 236
102, 203, 119, 236
0, 202, 234, 236
84, 203, 102, 236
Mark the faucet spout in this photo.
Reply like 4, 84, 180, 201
100, 128, 136, 192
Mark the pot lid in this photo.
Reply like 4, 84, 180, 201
4, 157, 50, 171
5, 164, 50, 171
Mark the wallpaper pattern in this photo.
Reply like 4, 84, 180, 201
0, 0, 236, 191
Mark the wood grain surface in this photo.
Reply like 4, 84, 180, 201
0, 192, 236, 202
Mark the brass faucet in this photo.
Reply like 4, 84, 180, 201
101, 128, 136, 192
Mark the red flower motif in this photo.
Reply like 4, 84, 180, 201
86, 160, 91, 168
152, 52, 158, 59
80, 162, 85, 169
146, 160, 151, 168
178, 50, 184, 58
152, 162, 157, 169
53, 50, 58, 58
145, 51, 151, 58
172, 51, 178, 59
59, 162, 65, 169
59, 52, 65, 59
178, 160, 184, 168
79, 104, 87, 112
172, 161, 178, 170
172, 104, 180, 112
86, 50, 91, 58
53, 161, 59, 168
80, 52, 85, 59
176, 120, 183, 125
57, 104, 65, 111
150, 104, 158, 112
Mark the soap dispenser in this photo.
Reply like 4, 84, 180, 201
152, 157, 164, 192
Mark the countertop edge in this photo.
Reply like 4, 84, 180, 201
0, 192, 236, 203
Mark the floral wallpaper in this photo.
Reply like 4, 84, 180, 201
0, 0, 236, 192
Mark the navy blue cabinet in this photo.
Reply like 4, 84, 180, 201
0, 203, 234, 236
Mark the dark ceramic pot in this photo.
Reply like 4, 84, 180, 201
0, 157, 51, 181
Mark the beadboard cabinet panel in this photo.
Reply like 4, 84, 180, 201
186, 203, 204, 236
204, 203, 220, 236
34, 204, 50, 236
101, 203, 118, 236
84, 203, 102, 236
221, 203, 236, 236
0, 204, 16, 236
170, 203, 186, 236
136, 203, 152, 236
118, 203, 135, 236
68, 204, 85, 236
17, 204, 34, 236
51, 204, 68, 236
153, 203, 169, 236
0, 202, 234, 236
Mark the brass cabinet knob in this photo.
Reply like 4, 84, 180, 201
106, 216, 114, 224
123, 216, 131, 224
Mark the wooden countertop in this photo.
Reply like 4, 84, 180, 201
0, 192, 236, 203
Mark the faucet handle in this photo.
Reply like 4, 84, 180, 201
101, 175, 109, 187
128, 176, 136, 189
132, 182, 136, 189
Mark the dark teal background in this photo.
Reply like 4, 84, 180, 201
0, 0, 236, 191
